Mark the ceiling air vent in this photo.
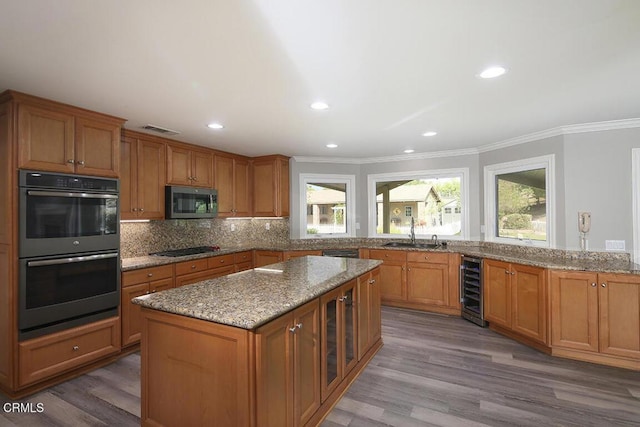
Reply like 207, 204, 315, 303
141, 124, 180, 136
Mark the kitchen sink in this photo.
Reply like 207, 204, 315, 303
382, 242, 440, 249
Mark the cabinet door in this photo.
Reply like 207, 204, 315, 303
18, 103, 75, 173
341, 280, 358, 378
137, 138, 166, 219
253, 159, 277, 216
166, 145, 192, 185
119, 134, 137, 219
368, 250, 406, 303
598, 274, 640, 359
484, 259, 512, 328
293, 300, 320, 426
121, 283, 149, 346
407, 262, 449, 306
191, 150, 213, 187
550, 271, 599, 352
75, 117, 120, 177
234, 158, 252, 216
357, 273, 371, 360
511, 264, 547, 344
320, 287, 341, 401
214, 154, 235, 216
369, 268, 381, 350
254, 251, 283, 268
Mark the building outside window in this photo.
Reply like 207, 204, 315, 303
300, 174, 356, 238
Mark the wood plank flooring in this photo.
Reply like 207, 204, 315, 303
2, 307, 639, 426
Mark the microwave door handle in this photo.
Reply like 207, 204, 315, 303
27, 190, 118, 199
27, 252, 118, 267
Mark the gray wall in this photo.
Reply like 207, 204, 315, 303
290, 126, 640, 255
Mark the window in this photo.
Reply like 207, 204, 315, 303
484, 155, 555, 247
300, 174, 356, 238
455, 207, 461, 214
368, 168, 469, 239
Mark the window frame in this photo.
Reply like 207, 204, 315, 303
367, 168, 469, 240
483, 154, 556, 248
299, 173, 356, 239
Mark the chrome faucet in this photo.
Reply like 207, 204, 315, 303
431, 234, 438, 246
409, 217, 416, 244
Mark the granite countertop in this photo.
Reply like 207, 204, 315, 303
122, 242, 640, 274
132, 256, 382, 330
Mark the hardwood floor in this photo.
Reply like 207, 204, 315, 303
2, 307, 639, 426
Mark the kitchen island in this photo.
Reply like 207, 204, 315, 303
133, 256, 382, 427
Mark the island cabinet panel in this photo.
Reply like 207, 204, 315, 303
551, 271, 640, 365
140, 309, 252, 427
256, 299, 320, 427
254, 250, 284, 268
320, 279, 358, 402
357, 268, 381, 361
18, 317, 120, 387
484, 260, 547, 346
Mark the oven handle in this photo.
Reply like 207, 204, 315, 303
27, 190, 118, 199
27, 252, 118, 267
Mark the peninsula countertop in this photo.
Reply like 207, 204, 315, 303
132, 256, 382, 330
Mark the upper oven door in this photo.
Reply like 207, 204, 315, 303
20, 188, 119, 257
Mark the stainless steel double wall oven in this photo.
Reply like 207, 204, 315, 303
19, 170, 120, 339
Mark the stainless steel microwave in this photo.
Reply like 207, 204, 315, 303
165, 186, 218, 219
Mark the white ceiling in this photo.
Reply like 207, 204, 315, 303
1, 0, 639, 158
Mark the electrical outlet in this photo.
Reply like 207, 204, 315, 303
230, 223, 236, 232
265, 223, 270, 230
605, 240, 625, 251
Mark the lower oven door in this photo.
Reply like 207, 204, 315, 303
19, 251, 120, 335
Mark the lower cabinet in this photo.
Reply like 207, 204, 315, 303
357, 268, 381, 360
234, 251, 254, 272
121, 264, 174, 347
320, 279, 358, 402
174, 255, 235, 287
254, 250, 284, 267
550, 270, 640, 366
18, 317, 120, 387
255, 299, 320, 427
484, 259, 547, 345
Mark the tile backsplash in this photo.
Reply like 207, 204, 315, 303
121, 218, 289, 258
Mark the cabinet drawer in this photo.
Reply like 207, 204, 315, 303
175, 258, 210, 276
406, 252, 449, 264
123, 264, 173, 287
19, 317, 120, 387
207, 254, 235, 269
369, 249, 406, 262
234, 251, 253, 264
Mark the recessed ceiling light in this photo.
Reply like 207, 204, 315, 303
207, 123, 224, 129
326, 143, 338, 148
404, 149, 415, 154
310, 101, 329, 110
422, 131, 438, 137
479, 66, 507, 79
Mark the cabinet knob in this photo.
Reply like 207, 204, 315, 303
369, 279, 376, 284
424, 256, 429, 260
601, 283, 607, 288
505, 270, 510, 275
139, 208, 144, 212
191, 265, 196, 269
76, 160, 85, 166
338, 296, 347, 302
132, 208, 138, 212
145, 290, 150, 294
147, 273, 153, 277
151, 289, 157, 293
591, 282, 597, 287
511, 272, 515, 275
289, 326, 297, 333
295, 323, 303, 330
192, 176, 198, 182
67, 159, 75, 164
72, 345, 79, 351
220, 259, 225, 263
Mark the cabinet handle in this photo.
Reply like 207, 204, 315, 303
511, 272, 515, 275
424, 256, 429, 260
76, 160, 85, 166
192, 176, 198, 182
220, 259, 225, 263
591, 282, 596, 287
369, 279, 376, 284
289, 326, 297, 333
601, 283, 607, 288
140, 208, 144, 212
338, 296, 347, 302
296, 323, 303, 330
132, 208, 138, 212
147, 273, 153, 277
72, 345, 79, 351
67, 159, 75, 164
145, 290, 150, 294
385, 254, 389, 258
505, 270, 510, 275
191, 265, 196, 269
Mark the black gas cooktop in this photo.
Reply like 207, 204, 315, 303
150, 246, 220, 257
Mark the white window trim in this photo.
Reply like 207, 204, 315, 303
632, 148, 640, 263
367, 168, 470, 239
299, 173, 356, 239
483, 154, 556, 248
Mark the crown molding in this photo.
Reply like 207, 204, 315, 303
293, 118, 640, 164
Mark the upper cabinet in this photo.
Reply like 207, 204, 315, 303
14, 93, 123, 177
121, 130, 166, 220
214, 153, 251, 217
252, 155, 290, 217
166, 144, 213, 188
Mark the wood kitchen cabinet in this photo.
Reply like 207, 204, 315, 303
215, 153, 252, 217
283, 250, 323, 261
15, 93, 123, 177
255, 299, 320, 427
484, 259, 547, 345
320, 279, 358, 402
357, 267, 381, 361
234, 251, 254, 272
254, 250, 284, 268
252, 155, 290, 217
121, 264, 174, 346
367, 249, 459, 315
166, 143, 213, 187
174, 254, 235, 287
550, 271, 640, 367
120, 131, 166, 220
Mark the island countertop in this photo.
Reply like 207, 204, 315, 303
132, 256, 382, 330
